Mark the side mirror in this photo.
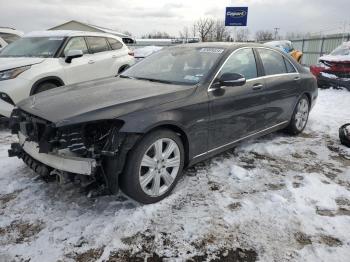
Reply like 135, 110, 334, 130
65, 49, 84, 63
215, 73, 246, 88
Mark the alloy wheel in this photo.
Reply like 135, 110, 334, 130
295, 98, 309, 131
139, 138, 180, 197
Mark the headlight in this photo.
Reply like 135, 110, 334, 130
0, 66, 31, 81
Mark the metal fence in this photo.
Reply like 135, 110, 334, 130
291, 33, 350, 66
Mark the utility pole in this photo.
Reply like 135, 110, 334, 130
274, 27, 280, 40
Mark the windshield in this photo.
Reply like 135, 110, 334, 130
331, 44, 350, 56
121, 46, 225, 85
0, 37, 64, 58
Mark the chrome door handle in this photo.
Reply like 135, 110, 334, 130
88, 60, 95, 64
294, 76, 301, 81
252, 83, 263, 90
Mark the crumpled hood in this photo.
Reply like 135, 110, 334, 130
319, 55, 350, 64
17, 77, 195, 127
0, 57, 45, 71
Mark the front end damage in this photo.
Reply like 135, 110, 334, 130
8, 109, 139, 194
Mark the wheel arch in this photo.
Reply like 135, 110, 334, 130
118, 64, 130, 74
30, 76, 65, 95
128, 122, 190, 167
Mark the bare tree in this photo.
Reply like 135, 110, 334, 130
179, 26, 189, 42
235, 28, 250, 42
191, 24, 196, 38
196, 18, 215, 42
142, 31, 173, 39
213, 19, 229, 41
255, 30, 273, 42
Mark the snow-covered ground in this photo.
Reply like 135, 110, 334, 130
1, 89, 350, 262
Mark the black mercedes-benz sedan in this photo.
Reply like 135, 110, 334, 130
8, 43, 318, 203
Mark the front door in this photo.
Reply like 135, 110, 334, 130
208, 48, 267, 150
62, 36, 101, 84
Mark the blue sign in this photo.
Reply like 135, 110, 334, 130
225, 7, 248, 26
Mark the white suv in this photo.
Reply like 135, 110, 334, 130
0, 30, 135, 118
0, 27, 24, 50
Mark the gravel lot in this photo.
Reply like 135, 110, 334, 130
0, 89, 349, 262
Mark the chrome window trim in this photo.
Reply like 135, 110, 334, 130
193, 121, 289, 159
208, 46, 299, 92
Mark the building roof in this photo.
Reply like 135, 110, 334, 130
49, 20, 130, 38
24, 30, 123, 40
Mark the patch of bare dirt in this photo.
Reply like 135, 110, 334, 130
227, 202, 242, 211
318, 235, 343, 247
0, 190, 22, 207
0, 220, 44, 245
294, 232, 312, 247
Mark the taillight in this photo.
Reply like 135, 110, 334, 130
128, 51, 134, 56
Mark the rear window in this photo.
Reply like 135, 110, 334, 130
284, 58, 296, 73
258, 49, 287, 75
86, 37, 110, 53
107, 38, 123, 50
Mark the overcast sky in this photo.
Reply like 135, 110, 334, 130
0, 0, 349, 38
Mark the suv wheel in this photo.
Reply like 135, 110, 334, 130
120, 129, 184, 204
285, 95, 310, 135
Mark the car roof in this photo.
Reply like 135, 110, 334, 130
0, 27, 24, 36
24, 30, 123, 41
172, 42, 270, 51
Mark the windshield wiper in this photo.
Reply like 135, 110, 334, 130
119, 75, 134, 79
134, 77, 174, 84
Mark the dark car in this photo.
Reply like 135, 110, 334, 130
8, 43, 318, 203
310, 41, 350, 91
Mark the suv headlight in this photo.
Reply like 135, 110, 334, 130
0, 66, 31, 81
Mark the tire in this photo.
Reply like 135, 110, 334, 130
339, 124, 350, 148
120, 129, 185, 204
285, 95, 310, 135
33, 82, 58, 94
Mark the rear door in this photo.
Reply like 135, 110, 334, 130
255, 48, 300, 127
86, 36, 115, 78
107, 37, 129, 74
208, 48, 267, 149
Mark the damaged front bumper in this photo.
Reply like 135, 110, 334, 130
317, 74, 350, 91
10, 132, 97, 175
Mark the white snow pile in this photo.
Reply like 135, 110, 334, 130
133, 46, 163, 58
0, 89, 350, 262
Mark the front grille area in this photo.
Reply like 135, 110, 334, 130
11, 109, 125, 158
16, 110, 53, 143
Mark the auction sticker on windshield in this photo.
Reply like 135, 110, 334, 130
199, 48, 224, 54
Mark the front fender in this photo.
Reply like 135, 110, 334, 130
119, 109, 186, 134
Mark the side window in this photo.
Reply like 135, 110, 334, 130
284, 57, 297, 73
219, 48, 257, 80
258, 49, 287, 75
107, 38, 123, 50
63, 37, 88, 55
86, 37, 110, 53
